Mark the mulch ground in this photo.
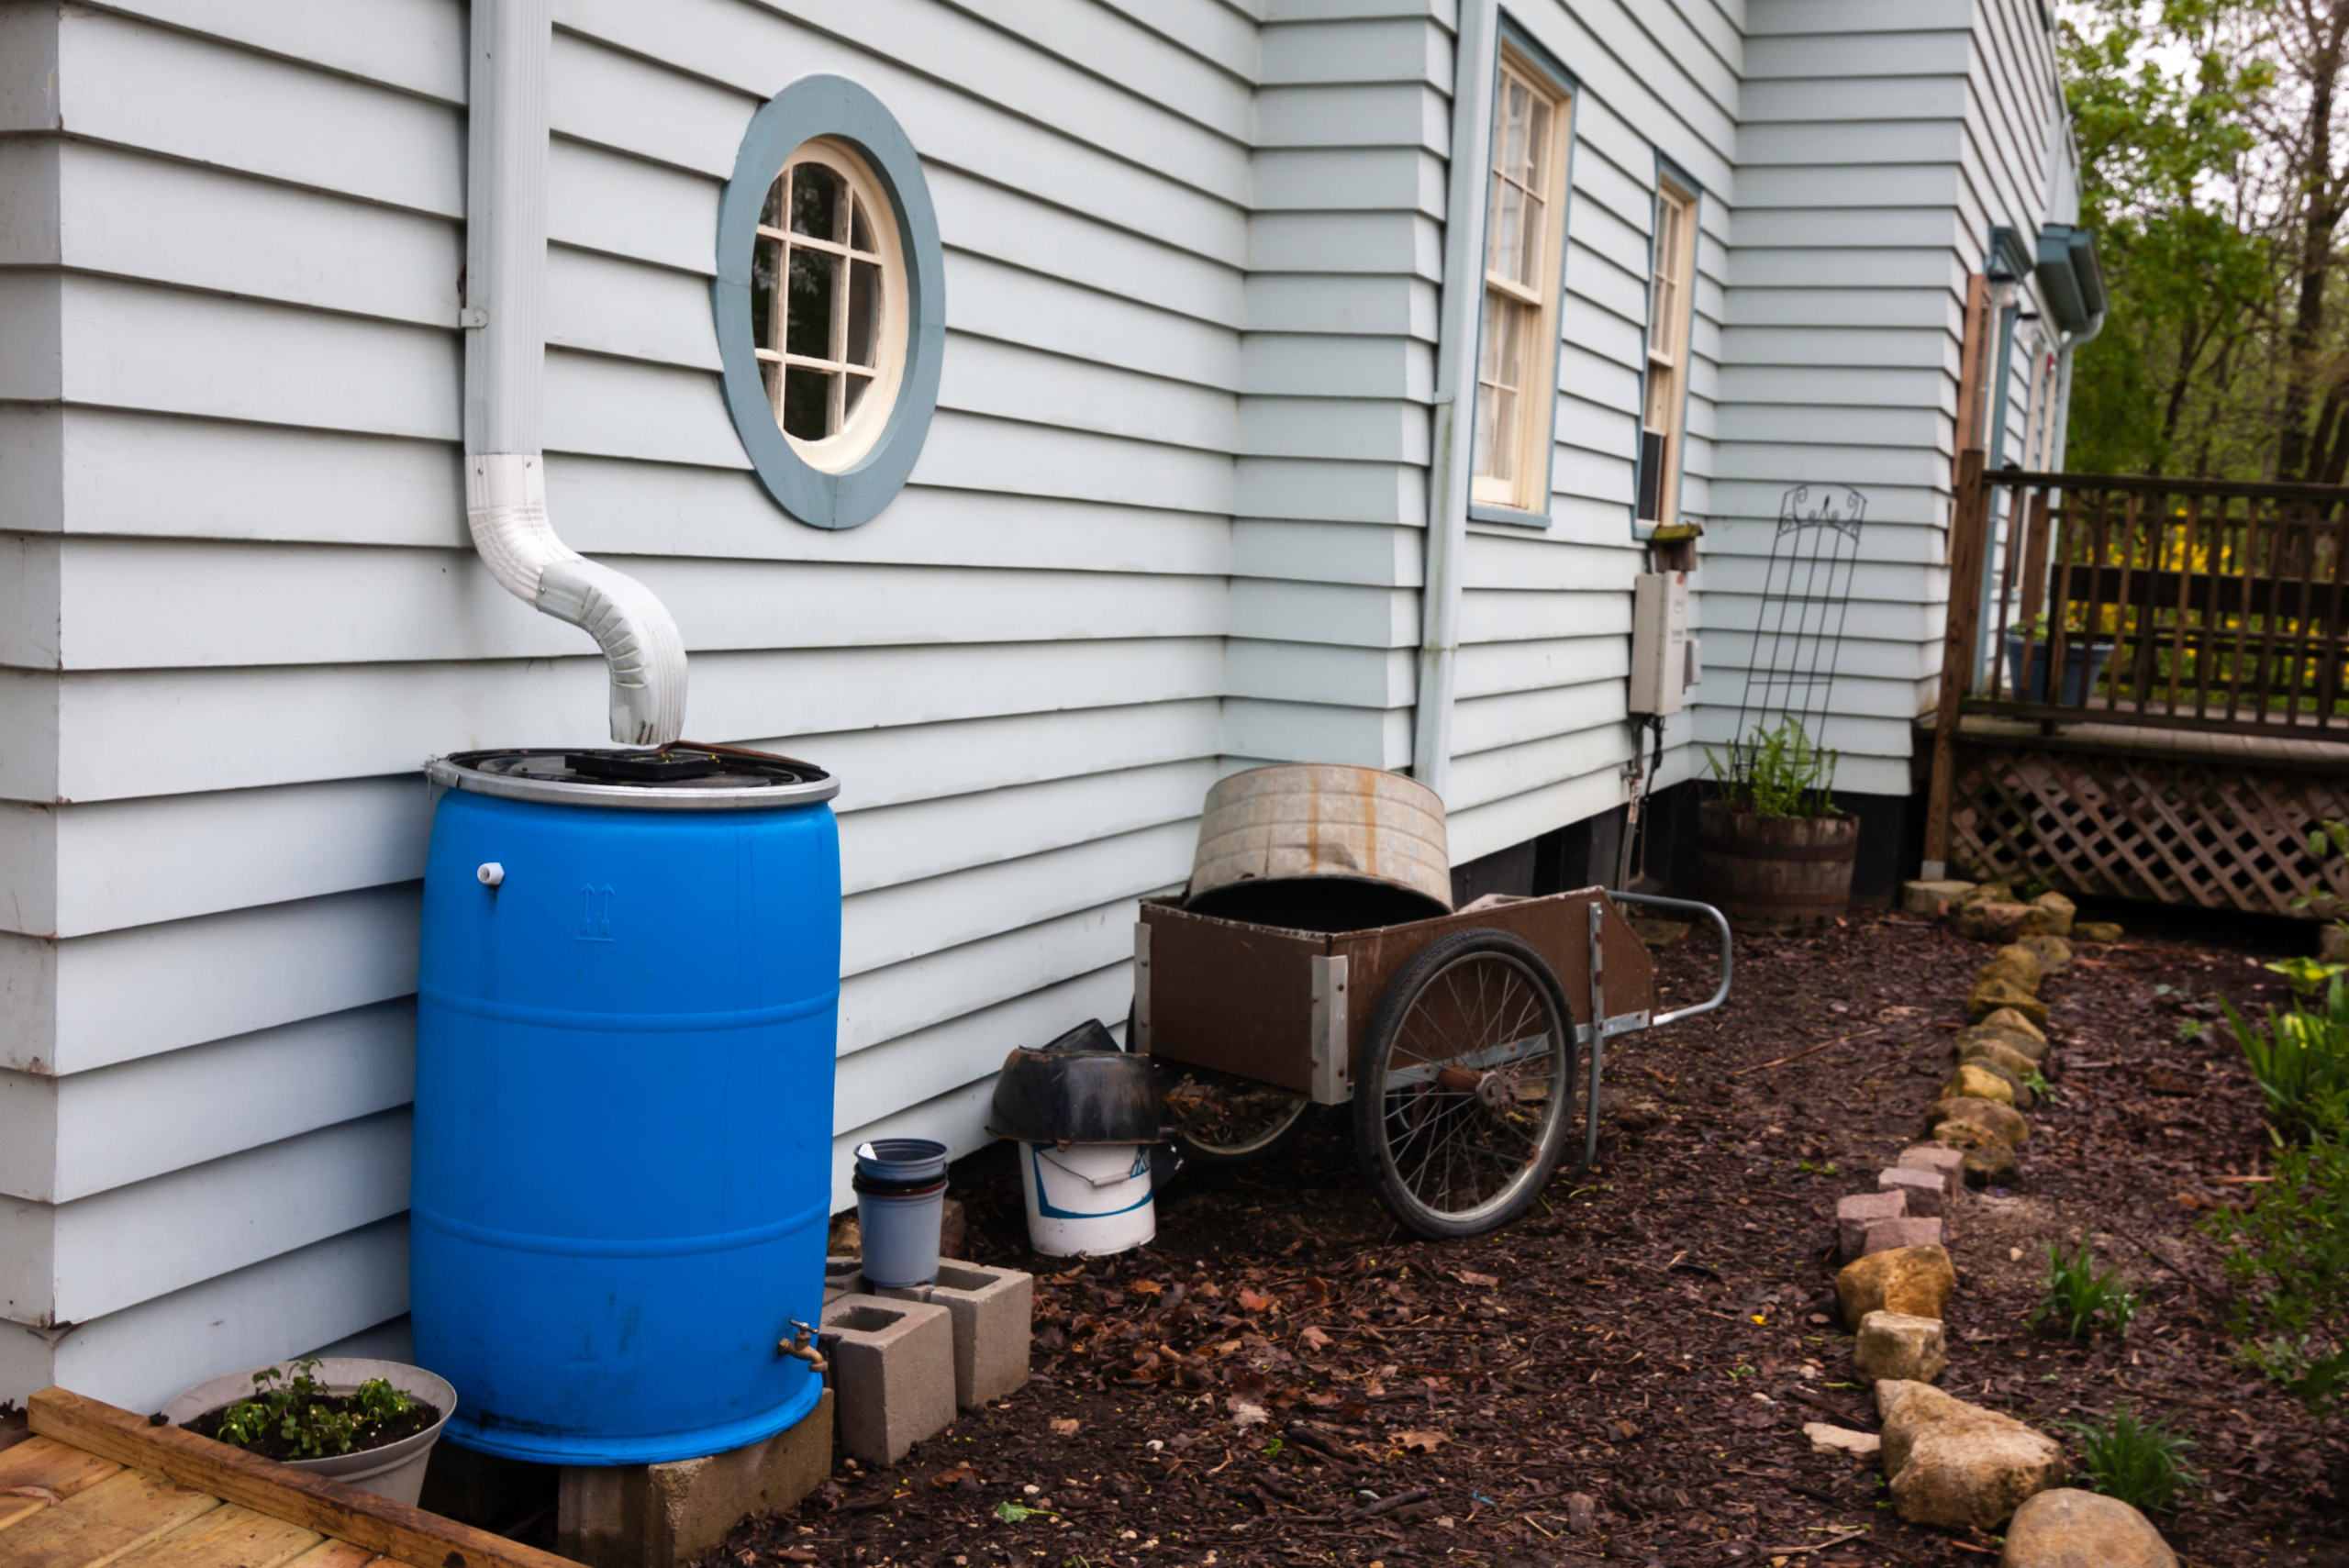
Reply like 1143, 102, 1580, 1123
711, 907, 2348, 1568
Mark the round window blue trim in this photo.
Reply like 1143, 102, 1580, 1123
713, 74, 944, 531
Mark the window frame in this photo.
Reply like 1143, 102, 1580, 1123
715, 75, 944, 531
1464, 27, 1578, 529
1633, 166, 1701, 539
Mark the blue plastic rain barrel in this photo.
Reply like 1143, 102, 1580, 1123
410, 746, 841, 1465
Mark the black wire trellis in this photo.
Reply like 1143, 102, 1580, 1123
1724, 483, 1867, 773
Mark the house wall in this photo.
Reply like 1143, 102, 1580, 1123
0, 0, 2080, 1413
1705, 0, 2065, 797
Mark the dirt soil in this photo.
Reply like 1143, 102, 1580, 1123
712, 910, 2347, 1568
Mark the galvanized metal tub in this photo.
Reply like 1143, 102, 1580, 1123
1185, 764, 1451, 929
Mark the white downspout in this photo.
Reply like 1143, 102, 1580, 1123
465, 0, 686, 747
1410, 0, 1499, 802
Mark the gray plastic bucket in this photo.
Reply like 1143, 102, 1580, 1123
856, 1177, 946, 1288
855, 1138, 948, 1184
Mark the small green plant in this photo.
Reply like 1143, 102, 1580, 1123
1705, 716, 1840, 818
2205, 1133, 2349, 1419
2022, 1069, 2054, 1103
2224, 977, 2349, 1141
207, 1359, 411, 1460
1796, 1159, 1840, 1176
2061, 1405, 2199, 1513
2032, 1241, 2139, 1340
2266, 955, 2349, 998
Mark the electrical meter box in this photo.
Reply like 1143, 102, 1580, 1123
1630, 571, 1695, 716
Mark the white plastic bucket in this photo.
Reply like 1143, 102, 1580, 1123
856, 1178, 946, 1288
1018, 1142, 1155, 1257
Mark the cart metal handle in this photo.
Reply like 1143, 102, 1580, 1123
1607, 891, 1734, 1027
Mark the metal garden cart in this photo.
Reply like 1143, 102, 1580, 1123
1130, 886, 1732, 1240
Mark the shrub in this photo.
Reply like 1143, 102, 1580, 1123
2061, 1405, 2200, 1513
2032, 1240, 2139, 1340
2205, 1133, 2349, 1419
2224, 976, 2349, 1142
1706, 717, 1839, 818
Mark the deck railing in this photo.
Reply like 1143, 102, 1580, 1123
1947, 456, 2349, 738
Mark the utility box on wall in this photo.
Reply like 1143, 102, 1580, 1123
1630, 572, 1696, 716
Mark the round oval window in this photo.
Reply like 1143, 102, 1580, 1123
716, 78, 942, 529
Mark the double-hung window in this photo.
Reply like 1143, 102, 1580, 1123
1638, 178, 1699, 528
1472, 49, 1574, 514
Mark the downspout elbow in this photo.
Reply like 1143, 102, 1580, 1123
466, 453, 687, 747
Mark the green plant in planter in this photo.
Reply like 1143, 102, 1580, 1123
1705, 717, 1839, 818
209, 1358, 411, 1460
2032, 1240, 2139, 1340
2205, 1132, 2349, 1418
2060, 1405, 2200, 1512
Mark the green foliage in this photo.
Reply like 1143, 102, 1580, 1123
2223, 978, 2349, 1141
2032, 1240, 2141, 1340
2060, 1405, 2201, 1512
2205, 1134, 2349, 1419
208, 1359, 411, 1460
1705, 717, 1840, 819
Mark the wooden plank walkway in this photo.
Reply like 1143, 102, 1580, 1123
0, 1390, 581, 1568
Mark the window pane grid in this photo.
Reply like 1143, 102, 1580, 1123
1640, 182, 1698, 523
753, 156, 891, 444
1473, 56, 1569, 508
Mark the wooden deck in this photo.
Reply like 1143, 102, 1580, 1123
0, 1389, 579, 1568
1949, 709, 2349, 771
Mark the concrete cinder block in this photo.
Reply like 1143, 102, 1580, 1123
1861, 1216, 1945, 1256
820, 1294, 956, 1466
1877, 1166, 1949, 1224
558, 1389, 832, 1568
879, 1262, 1034, 1410
1897, 1143, 1966, 1199
825, 1255, 866, 1303
1836, 1190, 1907, 1260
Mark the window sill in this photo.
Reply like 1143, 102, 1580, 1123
1467, 501, 1553, 529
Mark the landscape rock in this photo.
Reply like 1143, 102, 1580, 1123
1958, 1037, 2042, 1084
1976, 954, 2043, 994
2323, 923, 2349, 963
1855, 1309, 1948, 1383
1976, 1006, 2050, 1045
1836, 1190, 1908, 1260
1963, 881, 2016, 906
1863, 1217, 1945, 1256
1965, 977, 2050, 1029
1928, 1095, 2030, 1148
2019, 933, 2075, 974
1877, 1166, 1948, 1219
2001, 1487, 2177, 1568
1991, 941, 2047, 987
1962, 1139, 2021, 1184
1902, 880, 1976, 917
1835, 1243, 1956, 1324
1896, 1143, 1967, 1197
2030, 891, 2076, 939
1940, 1062, 2018, 1106
1876, 1379, 2064, 1530
1954, 900, 2042, 944
2073, 920, 2124, 943
1803, 1422, 1882, 1458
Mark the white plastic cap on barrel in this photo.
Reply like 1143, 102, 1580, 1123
477, 862, 505, 886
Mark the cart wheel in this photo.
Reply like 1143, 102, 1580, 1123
1351, 927, 1577, 1239
1127, 1001, 1316, 1169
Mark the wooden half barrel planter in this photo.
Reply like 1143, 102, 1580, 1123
1697, 799, 1859, 931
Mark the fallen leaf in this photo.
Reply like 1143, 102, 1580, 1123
1130, 1280, 1165, 1296
1395, 1429, 1448, 1452
931, 1462, 977, 1489
1238, 1288, 1276, 1313
1050, 1418, 1081, 1436
1229, 1399, 1269, 1428
1298, 1325, 1332, 1351
995, 1501, 1036, 1523
1455, 1270, 1499, 1287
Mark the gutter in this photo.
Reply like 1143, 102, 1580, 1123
1409, 0, 1500, 803
464, 0, 686, 746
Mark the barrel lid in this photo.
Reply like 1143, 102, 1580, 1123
428, 745, 839, 810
